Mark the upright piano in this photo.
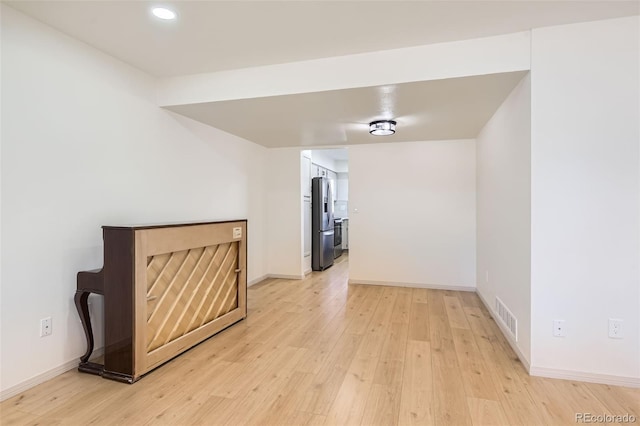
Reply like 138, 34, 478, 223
75, 220, 247, 383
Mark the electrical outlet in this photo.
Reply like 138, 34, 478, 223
485, 271, 489, 283
40, 317, 52, 337
609, 318, 623, 339
553, 319, 566, 337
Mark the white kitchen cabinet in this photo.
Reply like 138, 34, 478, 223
313, 164, 328, 178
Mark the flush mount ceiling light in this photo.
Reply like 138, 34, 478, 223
369, 120, 396, 136
152, 7, 177, 20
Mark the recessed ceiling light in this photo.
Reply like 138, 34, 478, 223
369, 120, 396, 136
152, 7, 176, 20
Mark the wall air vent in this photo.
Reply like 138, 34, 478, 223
495, 297, 518, 341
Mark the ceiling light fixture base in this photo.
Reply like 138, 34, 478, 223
369, 120, 396, 136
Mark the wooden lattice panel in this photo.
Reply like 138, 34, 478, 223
145, 242, 239, 353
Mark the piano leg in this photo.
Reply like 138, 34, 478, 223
74, 289, 104, 376
74, 290, 94, 362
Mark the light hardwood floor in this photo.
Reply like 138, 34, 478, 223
2, 254, 639, 425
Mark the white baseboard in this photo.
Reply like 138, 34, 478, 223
475, 290, 640, 388
248, 273, 306, 287
0, 347, 105, 402
475, 289, 531, 372
529, 366, 640, 388
267, 273, 305, 280
248, 275, 268, 287
348, 279, 475, 292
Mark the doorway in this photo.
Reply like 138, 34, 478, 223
302, 148, 349, 275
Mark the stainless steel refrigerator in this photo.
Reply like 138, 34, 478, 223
312, 177, 334, 271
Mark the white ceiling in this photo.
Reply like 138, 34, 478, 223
7, 1, 638, 77
8, 1, 635, 148
166, 71, 528, 147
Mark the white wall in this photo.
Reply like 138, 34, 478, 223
476, 74, 531, 363
530, 16, 639, 381
310, 150, 337, 172
0, 4, 4, 389
0, 6, 267, 395
4, 3, 638, 398
266, 148, 304, 278
349, 140, 476, 289
334, 160, 349, 173
336, 173, 349, 201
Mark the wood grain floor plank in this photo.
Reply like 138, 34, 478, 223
429, 290, 474, 425
0, 407, 56, 426
583, 382, 640, 418
443, 295, 471, 330
323, 287, 397, 425
373, 321, 408, 387
214, 347, 308, 425
398, 340, 435, 426
361, 383, 402, 426
459, 291, 482, 308
1, 255, 636, 426
171, 395, 233, 426
344, 285, 384, 335
3, 372, 96, 416
295, 286, 368, 375
323, 355, 379, 425
451, 328, 500, 401
463, 306, 546, 425
411, 287, 430, 304
391, 287, 412, 325
356, 287, 397, 359
466, 397, 510, 426
408, 302, 430, 341
249, 371, 315, 425
295, 332, 363, 415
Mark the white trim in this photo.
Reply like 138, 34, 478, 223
248, 273, 305, 287
248, 275, 268, 287
476, 290, 640, 388
529, 367, 640, 389
0, 347, 105, 402
348, 279, 475, 292
267, 273, 305, 280
476, 290, 531, 372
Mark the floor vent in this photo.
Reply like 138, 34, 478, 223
495, 297, 518, 341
